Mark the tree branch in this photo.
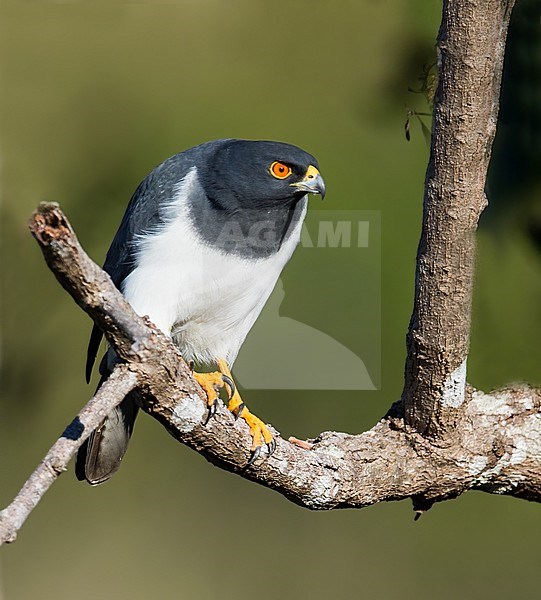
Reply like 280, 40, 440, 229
1, 200, 537, 547
1, 0, 538, 547
0, 365, 138, 544
402, 0, 517, 435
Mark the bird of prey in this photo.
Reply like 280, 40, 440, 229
76, 138, 325, 484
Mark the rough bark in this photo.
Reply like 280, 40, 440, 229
402, 0, 516, 435
1, 0, 538, 548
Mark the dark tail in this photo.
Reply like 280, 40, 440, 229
76, 355, 139, 485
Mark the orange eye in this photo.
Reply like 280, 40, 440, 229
270, 161, 292, 179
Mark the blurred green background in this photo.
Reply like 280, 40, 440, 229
1, 1, 540, 599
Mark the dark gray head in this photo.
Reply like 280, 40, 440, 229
186, 139, 325, 258
195, 139, 325, 211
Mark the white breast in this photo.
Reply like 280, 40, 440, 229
121, 168, 307, 367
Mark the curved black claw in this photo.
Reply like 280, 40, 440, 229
246, 445, 262, 467
221, 374, 235, 398
233, 402, 245, 420
267, 438, 277, 456
204, 397, 219, 425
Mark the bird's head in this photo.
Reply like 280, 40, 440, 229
197, 139, 325, 210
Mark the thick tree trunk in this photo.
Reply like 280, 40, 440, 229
403, 0, 516, 435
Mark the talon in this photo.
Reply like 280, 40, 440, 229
246, 445, 262, 467
204, 397, 219, 425
221, 374, 235, 398
267, 438, 277, 455
234, 402, 245, 420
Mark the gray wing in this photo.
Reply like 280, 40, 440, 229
79, 141, 230, 484
85, 151, 199, 382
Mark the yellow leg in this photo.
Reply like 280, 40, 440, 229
217, 359, 275, 462
193, 371, 226, 403
193, 370, 233, 422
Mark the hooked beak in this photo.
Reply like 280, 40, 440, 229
290, 165, 326, 199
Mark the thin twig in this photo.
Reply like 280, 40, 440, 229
0, 365, 138, 544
